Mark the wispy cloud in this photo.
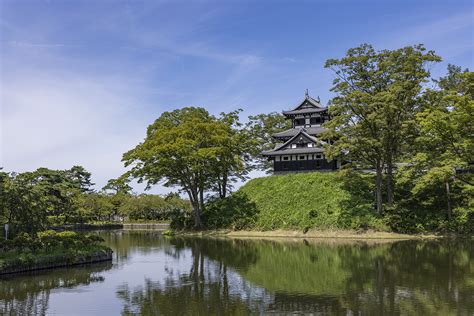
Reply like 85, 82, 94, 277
378, 11, 474, 60
5, 41, 66, 48
1, 68, 150, 188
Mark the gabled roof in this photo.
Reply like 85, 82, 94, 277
273, 126, 327, 139
282, 92, 327, 116
262, 128, 324, 156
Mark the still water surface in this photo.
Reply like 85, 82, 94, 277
1, 231, 473, 315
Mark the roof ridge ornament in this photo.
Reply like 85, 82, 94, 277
305, 89, 309, 98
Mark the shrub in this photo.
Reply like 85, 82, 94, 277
203, 192, 258, 230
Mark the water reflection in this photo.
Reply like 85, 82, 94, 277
114, 235, 474, 315
1, 231, 473, 315
0, 262, 112, 315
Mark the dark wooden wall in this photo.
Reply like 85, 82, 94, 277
274, 159, 337, 172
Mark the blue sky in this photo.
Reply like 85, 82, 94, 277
1, 0, 473, 193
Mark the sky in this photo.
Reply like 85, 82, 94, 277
1, 0, 473, 194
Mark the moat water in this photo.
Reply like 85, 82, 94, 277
1, 231, 473, 315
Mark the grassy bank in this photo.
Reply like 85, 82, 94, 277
184, 171, 472, 234
240, 172, 350, 229
200, 171, 379, 232
0, 231, 113, 275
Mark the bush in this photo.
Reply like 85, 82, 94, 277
0, 230, 106, 254
203, 192, 258, 230
169, 211, 194, 230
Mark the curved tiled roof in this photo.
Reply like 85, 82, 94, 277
263, 128, 325, 156
282, 107, 328, 115
281, 94, 327, 116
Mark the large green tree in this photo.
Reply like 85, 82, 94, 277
0, 171, 49, 234
323, 44, 441, 213
123, 107, 248, 228
66, 165, 95, 194
399, 66, 473, 222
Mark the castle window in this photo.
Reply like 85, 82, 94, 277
299, 156, 305, 160
294, 119, 304, 126
283, 156, 289, 161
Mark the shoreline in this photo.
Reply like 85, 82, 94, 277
173, 229, 463, 240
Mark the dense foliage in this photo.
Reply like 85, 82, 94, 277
201, 191, 258, 230
0, 230, 109, 272
323, 44, 442, 213
322, 44, 472, 224
123, 107, 252, 228
0, 167, 191, 237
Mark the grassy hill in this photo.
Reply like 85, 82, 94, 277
236, 171, 382, 231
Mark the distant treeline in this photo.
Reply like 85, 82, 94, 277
0, 166, 190, 237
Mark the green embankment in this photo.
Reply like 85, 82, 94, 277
237, 172, 382, 230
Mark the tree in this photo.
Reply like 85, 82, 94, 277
103, 177, 133, 195
323, 44, 441, 213
211, 110, 251, 198
81, 193, 115, 222
245, 112, 291, 171
400, 67, 473, 221
66, 165, 95, 193
123, 107, 247, 229
18, 168, 81, 223
0, 171, 49, 235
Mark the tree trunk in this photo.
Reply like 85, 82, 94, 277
445, 179, 452, 221
386, 156, 394, 207
192, 201, 203, 229
375, 162, 383, 215
199, 186, 205, 215
222, 173, 228, 199
187, 189, 203, 229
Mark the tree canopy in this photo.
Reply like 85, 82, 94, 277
323, 44, 442, 213
123, 107, 251, 228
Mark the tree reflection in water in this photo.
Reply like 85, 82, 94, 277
116, 238, 270, 315
0, 262, 112, 315
1, 232, 472, 315
116, 237, 474, 315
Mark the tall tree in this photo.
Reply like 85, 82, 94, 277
66, 165, 95, 193
400, 67, 473, 220
103, 177, 133, 195
211, 109, 251, 198
0, 171, 49, 234
123, 107, 247, 228
324, 44, 441, 213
